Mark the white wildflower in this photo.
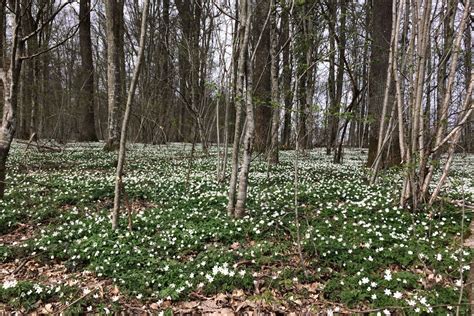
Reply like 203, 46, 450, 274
2, 279, 17, 289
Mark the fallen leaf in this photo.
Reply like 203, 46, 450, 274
45, 303, 53, 313
232, 289, 245, 299
216, 293, 228, 304
111, 285, 120, 295
235, 301, 255, 312
180, 301, 199, 309
301, 282, 320, 293
201, 300, 220, 311
209, 307, 234, 315
149, 303, 160, 310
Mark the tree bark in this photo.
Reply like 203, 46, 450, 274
269, 0, 279, 164
429, 70, 473, 204
463, 21, 473, 152
176, 0, 209, 153
228, 0, 253, 218
295, 2, 316, 151
78, 0, 98, 142
326, 0, 345, 155
235, 15, 255, 218
436, 0, 456, 139
104, 0, 124, 151
366, 0, 394, 167
252, 0, 271, 153
0, 2, 3, 116
281, 3, 292, 148
419, 0, 468, 203
17, 0, 37, 140
0, 0, 23, 198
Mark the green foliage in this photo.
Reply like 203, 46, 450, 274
1, 143, 473, 313
0, 281, 79, 312
0, 245, 13, 263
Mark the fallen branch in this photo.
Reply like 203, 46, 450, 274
57, 287, 98, 314
436, 197, 474, 211
24, 133, 38, 152
16, 140, 62, 153
190, 291, 211, 300
10, 253, 40, 275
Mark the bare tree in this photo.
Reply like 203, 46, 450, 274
268, 0, 279, 164
0, 0, 74, 197
366, 0, 397, 167
78, 0, 98, 142
290, 1, 319, 153
418, 1, 470, 204
436, 0, 456, 140
0, 1, 23, 198
112, 0, 150, 230
253, 0, 271, 153
234, 2, 255, 218
104, 0, 124, 151
326, 0, 346, 155
371, 0, 472, 209
462, 22, 473, 152
227, 0, 253, 218
280, 1, 292, 149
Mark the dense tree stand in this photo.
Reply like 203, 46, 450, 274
0, 0, 473, 313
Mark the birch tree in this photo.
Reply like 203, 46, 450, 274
0, 1, 23, 198
371, 0, 472, 209
326, 0, 347, 155
0, 1, 72, 198
227, 0, 254, 218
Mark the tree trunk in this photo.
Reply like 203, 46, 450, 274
0, 2, 4, 116
78, 0, 98, 142
269, 0, 279, 164
176, 0, 209, 152
252, 0, 271, 153
281, 4, 292, 148
295, 1, 315, 151
369, 0, 404, 181
104, 0, 124, 150
436, 0, 456, 139
158, 0, 171, 144
112, 0, 149, 229
357, 2, 370, 149
463, 22, 473, 152
235, 25, 255, 219
228, 0, 253, 218
326, 0, 337, 155
0, 1, 23, 199
17, 0, 36, 140
19, 59, 31, 139
367, 0, 393, 166
419, 0, 468, 204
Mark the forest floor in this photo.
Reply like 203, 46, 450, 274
0, 142, 473, 315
